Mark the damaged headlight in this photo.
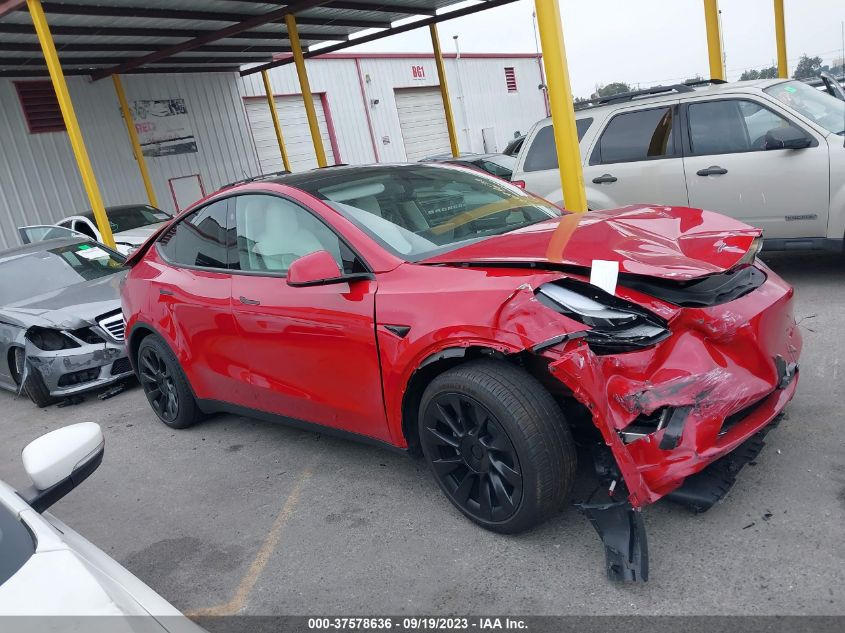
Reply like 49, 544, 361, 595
537, 280, 670, 354
26, 327, 81, 351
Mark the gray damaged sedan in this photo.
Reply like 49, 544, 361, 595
0, 236, 132, 407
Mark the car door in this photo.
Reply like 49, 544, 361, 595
227, 193, 389, 442
682, 97, 829, 239
582, 102, 690, 210
152, 197, 249, 404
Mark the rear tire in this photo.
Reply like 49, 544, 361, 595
137, 335, 202, 429
418, 359, 577, 534
14, 348, 59, 408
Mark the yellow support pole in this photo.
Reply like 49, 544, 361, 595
261, 70, 292, 172
112, 74, 158, 208
429, 24, 460, 158
25, 0, 116, 249
703, 0, 725, 81
533, 0, 587, 212
285, 13, 327, 168
774, 0, 788, 79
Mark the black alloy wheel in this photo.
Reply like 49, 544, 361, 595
136, 335, 202, 429
139, 346, 179, 423
421, 392, 523, 523
419, 360, 577, 534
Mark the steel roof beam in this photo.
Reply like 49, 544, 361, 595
0, 0, 25, 19
0, 55, 276, 66
243, 0, 520, 75
89, 0, 355, 80
0, 42, 293, 53
0, 65, 242, 77
221, 0, 436, 15
0, 22, 348, 41
38, 1, 434, 20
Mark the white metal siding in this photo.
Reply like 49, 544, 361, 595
394, 87, 451, 162
239, 60, 374, 166
0, 57, 546, 249
244, 95, 335, 173
0, 73, 258, 249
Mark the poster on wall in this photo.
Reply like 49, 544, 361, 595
131, 98, 198, 157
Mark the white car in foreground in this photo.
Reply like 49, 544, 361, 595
0, 422, 202, 632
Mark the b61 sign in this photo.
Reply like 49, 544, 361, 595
410, 65, 426, 80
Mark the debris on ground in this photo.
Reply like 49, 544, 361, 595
98, 382, 127, 401
57, 395, 85, 407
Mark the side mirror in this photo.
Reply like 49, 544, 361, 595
20, 422, 104, 513
764, 126, 812, 150
287, 250, 344, 287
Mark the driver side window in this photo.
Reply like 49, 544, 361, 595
687, 99, 801, 155
232, 194, 353, 276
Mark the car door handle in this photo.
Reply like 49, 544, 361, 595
696, 165, 728, 176
592, 173, 618, 184
239, 296, 260, 306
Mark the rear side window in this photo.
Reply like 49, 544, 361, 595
590, 106, 675, 165
157, 199, 230, 269
522, 118, 593, 172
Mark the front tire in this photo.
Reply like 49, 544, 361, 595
137, 335, 202, 429
418, 359, 576, 534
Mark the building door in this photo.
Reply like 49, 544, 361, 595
394, 87, 451, 161
245, 95, 336, 173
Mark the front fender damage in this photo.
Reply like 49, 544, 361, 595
491, 270, 802, 582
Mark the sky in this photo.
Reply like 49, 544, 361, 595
344, 0, 845, 98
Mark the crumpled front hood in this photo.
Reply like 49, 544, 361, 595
2, 272, 124, 328
422, 205, 762, 280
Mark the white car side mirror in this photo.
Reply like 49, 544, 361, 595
21, 422, 105, 513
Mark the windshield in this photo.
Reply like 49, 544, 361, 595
294, 165, 560, 260
765, 80, 845, 135
473, 155, 516, 179
0, 242, 125, 305
82, 205, 172, 234
0, 503, 35, 587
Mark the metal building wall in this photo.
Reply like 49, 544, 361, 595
0, 56, 547, 249
239, 54, 547, 163
239, 59, 377, 165
0, 72, 258, 249
355, 55, 546, 160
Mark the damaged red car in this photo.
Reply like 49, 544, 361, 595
121, 164, 801, 582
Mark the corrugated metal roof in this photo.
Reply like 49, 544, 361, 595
0, 0, 516, 79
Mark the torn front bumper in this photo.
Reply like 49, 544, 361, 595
543, 265, 802, 509
26, 340, 132, 398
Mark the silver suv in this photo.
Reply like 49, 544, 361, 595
512, 79, 845, 251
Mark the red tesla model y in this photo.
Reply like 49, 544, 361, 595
121, 164, 801, 581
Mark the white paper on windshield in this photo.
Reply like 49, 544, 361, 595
152, 213, 170, 220
590, 259, 619, 295
76, 246, 108, 260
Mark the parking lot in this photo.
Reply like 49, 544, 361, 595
0, 251, 842, 616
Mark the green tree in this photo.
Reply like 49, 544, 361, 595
793, 54, 824, 79
739, 65, 778, 81
597, 82, 632, 97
